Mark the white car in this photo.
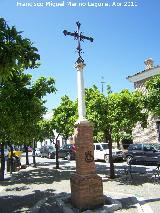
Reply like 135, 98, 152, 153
93, 143, 124, 162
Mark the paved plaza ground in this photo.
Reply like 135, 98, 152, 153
0, 155, 160, 213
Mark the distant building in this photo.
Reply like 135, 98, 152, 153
37, 112, 71, 148
127, 58, 160, 144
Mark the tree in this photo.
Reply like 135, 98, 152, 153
37, 119, 55, 143
85, 86, 147, 178
145, 75, 160, 117
85, 86, 116, 177
0, 18, 57, 179
0, 18, 40, 81
0, 72, 56, 179
13, 75, 56, 166
52, 95, 77, 140
0, 17, 40, 179
51, 95, 77, 168
108, 89, 147, 142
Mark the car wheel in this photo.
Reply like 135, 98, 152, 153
50, 153, 55, 159
126, 156, 133, 165
66, 153, 71, 161
104, 155, 109, 163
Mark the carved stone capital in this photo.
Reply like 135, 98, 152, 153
75, 62, 86, 71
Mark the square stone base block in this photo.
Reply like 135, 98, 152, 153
70, 173, 104, 211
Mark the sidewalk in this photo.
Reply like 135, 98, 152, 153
0, 161, 160, 213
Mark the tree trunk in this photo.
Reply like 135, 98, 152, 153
10, 144, 14, 174
55, 134, 60, 169
108, 135, 115, 179
117, 140, 120, 149
25, 145, 29, 165
0, 143, 5, 181
105, 130, 115, 179
32, 140, 36, 167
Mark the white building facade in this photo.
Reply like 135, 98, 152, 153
36, 112, 71, 148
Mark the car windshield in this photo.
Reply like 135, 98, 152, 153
48, 146, 55, 150
101, 144, 109, 150
62, 145, 71, 149
151, 144, 160, 150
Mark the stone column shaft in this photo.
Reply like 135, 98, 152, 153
75, 62, 86, 121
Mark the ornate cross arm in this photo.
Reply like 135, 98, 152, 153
63, 30, 78, 39
80, 34, 93, 42
63, 22, 93, 63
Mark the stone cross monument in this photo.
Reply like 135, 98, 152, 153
63, 22, 104, 211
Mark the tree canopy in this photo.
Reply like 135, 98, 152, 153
0, 72, 56, 146
51, 95, 78, 140
0, 17, 57, 180
145, 74, 160, 117
0, 18, 40, 81
85, 86, 147, 143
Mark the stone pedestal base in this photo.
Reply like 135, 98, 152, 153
70, 121, 104, 210
70, 173, 104, 211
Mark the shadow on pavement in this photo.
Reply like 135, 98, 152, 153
1, 161, 158, 187
2, 168, 74, 186
141, 197, 160, 205
0, 189, 56, 213
96, 163, 157, 186
0, 161, 76, 187
117, 196, 138, 210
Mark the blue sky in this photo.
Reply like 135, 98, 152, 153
0, 0, 160, 111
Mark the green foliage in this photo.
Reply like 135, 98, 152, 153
93, 131, 104, 143
145, 75, 160, 117
85, 86, 147, 142
0, 17, 56, 178
32, 77, 57, 98
37, 119, 55, 142
51, 95, 78, 140
85, 85, 108, 137
0, 18, 40, 80
108, 89, 147, 139
0, 72, 56, 145
85, 85, 147, 178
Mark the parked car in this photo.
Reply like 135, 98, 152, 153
0, 146, 22, 158
28, 147, 32, 152
125, 143, 160, 165
152, 143, 160, 151
58, 144, 76, 160
8, 148, 22, 158
94, 143, 124, 162
40, 146, 55, 159
32, 148, 41, 157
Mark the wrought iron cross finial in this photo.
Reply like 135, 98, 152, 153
63, 22, 93, 63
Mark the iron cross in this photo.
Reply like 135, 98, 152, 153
63, 21, 93, 63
